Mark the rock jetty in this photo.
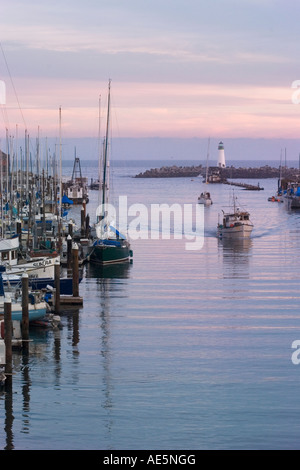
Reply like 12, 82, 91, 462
135, 165, 203, 178
135, 164, 300, 180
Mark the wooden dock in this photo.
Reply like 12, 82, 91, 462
224, 181, 264, 190
48, 296, 83, 306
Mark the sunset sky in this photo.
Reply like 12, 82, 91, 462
1, 0, 300, 160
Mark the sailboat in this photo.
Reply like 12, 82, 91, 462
198, 138, 213, 206
88, 81, 132, 265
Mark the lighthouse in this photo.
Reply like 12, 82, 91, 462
217, 141, 226, 168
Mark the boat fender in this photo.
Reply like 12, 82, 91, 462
28, 293, 35, 305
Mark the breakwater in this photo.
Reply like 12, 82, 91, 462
135, 164, 300, 180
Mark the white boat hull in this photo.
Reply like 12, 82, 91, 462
218, 223, 253, 239
4, 255, 60, 278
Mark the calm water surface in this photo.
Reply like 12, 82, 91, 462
1, 160, 300, 450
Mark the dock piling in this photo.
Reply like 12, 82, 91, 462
4, 298, 12, 377
54, 259, 61, 313
21, 273, 29, 344
72, 243, 79, 298
67, 234, 72, 275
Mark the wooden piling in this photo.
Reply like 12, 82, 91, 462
72, 243, 79, 298
67, 234, 72, 275
21, 273, 29, 343
85, 214, 90, 238
4, 298, 12, 376
54, 259, 61, 313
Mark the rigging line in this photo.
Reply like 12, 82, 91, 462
0, 42, 27, 130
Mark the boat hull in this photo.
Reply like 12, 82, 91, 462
0, 301, 47, 322
5, 255, 60, 278
218, 223, 253, 239
285, 196, 300, 210
3, 276, 81, 295
89, 241, 131, 265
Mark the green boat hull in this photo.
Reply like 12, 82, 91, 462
89, 241, 131, 265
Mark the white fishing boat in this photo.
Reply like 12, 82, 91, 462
4, 253, 60, 278
198, 191, 213, 205
217, 196, 253, 239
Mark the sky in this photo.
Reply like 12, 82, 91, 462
1, 0, 300, 160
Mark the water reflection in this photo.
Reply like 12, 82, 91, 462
1, 306, 82, 450
85, 261, 131, 279
0, 258, 130, 450
219, 238, 253, 280
86, 262, 131, 443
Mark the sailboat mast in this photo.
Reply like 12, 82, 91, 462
102, 79, 111, 211
59, 106, 62, 220
97, 94, 102, 209
205, 137, 210, 184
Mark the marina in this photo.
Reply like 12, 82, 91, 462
1, 158, 300, 450
2, 0, 300, 453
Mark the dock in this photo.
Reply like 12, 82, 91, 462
223, 181, 264, 190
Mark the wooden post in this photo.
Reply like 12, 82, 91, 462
81, 206, 85, 236
21, 273, 29, 342
67, 234, 72, 275
85, 214, 90, 238
72, 243, 79, 298
17, 220, 22, 247
54, 259, 60, 313
68, 222, 73, 238
4, 298, 12, 376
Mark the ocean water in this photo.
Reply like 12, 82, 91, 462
1, 159, 300, 450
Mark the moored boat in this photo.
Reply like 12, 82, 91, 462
0, 266, 48, 322
88, 80, 132, 265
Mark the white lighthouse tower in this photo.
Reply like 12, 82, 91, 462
217, 141, 226, 168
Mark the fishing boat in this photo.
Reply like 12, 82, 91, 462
88, 81, 132, 265
62, 152, 89, 204
217, 195, 253, 239
4, 253, 60, 278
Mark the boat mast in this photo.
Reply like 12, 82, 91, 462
97, 94, 102, 211
205, 137, 210, 184
101, 79, 111, 215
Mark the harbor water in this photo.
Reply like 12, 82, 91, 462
1, 159, 300, 450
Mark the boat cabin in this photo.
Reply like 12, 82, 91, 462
0, 236, 19, 266
223, 211, 250, 228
